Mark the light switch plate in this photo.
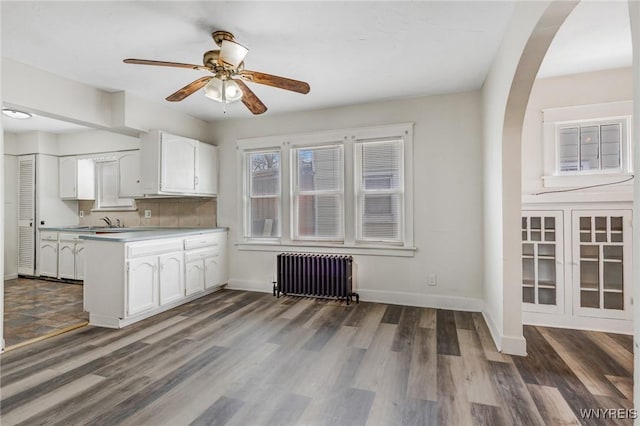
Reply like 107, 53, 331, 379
144, 210, 152, 218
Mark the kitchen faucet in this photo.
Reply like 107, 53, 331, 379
100, 217, 113, 227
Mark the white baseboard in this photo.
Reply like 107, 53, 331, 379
356, 289, 484, 312
523, 311, 633, 335
482, 309, 528, 357
227, 280, 484, 311
4, 274, 18, 281
227, 279, 273, 294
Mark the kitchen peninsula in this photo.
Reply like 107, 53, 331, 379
81, 227, 228, 328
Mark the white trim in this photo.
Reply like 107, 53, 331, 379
541, 173, 634, 189
235, 242, 416, 257
481, 309, 528, 356
523, 311, 632, 335
226, 280, 483, 311
4, 274, 18, 281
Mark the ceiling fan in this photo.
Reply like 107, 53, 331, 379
123, 31, 310, 115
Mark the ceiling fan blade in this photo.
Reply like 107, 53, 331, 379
239, 70, 310, 94
166, 76, 213, 102
235, 80, 267, 115
124, 58, 209, 71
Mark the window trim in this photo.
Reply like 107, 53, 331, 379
541, 101, 633, 188
237, 123, 415, 252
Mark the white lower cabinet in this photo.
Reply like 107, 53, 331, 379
57, 233, 86, 280
39, 238, 58, 278
522, 206, 632, 332
159, 252, 184, 305
84, 230, 228, 328
127, 256, 159, 316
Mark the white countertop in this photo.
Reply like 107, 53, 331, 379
41, 226, 227, 242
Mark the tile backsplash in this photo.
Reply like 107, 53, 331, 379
78, 198, 217, 228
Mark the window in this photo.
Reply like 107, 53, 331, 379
557, 120, 624, 173
356, 139, 403, 243
292, 145, 344, 240
541, 101, 632, 189
238, 123, 414, 253
246, 151, 280, 238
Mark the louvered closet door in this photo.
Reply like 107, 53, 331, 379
18, 155, 36, 276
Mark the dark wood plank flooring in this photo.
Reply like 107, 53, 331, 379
3, 278, 88, 348
0, 290, 633, 425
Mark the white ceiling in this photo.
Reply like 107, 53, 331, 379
2, 113, 90, 134
0, 1, 632, 133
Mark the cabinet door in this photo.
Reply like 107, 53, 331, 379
75, 242, 85, 281
159, 252, 184, 305
119, 151, 142, 197
39, 242, 58, 278
196, 143, 218, 195
127, 257, 158, 316
160, 135, 197, 193
204, 255, 221, 289
58, 241, 76, 279
572, 210, 632, 320
521, 211, 563, 314
185, 260, 205, 296
59, 157, 77, 199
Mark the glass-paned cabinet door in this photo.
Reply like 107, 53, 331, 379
572, 210, 632, 320
521, 211, 564, 314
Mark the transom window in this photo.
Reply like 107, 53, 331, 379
238, 123, 414, 250
557, 119, 625, 173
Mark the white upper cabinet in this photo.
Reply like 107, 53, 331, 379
140, 130, 218, 197
59, 157, 95, 200
118, 151, 142, 198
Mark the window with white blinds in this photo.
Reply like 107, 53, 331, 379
246, 151, 281, 238
238, 122, 414, 251
292, 145, 344, 240
356, 139, 403, 242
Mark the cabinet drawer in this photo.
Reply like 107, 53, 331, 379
184, 248, 218, 263
40, 231, 58, 241
127, 239, 183, 258
58, 232, 83, 242
184, 234, 221, 250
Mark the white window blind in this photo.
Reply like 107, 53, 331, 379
356, 139, 403, 242
293, 145, 344, 240
558, 120, 622, 173
247, 151, 281, 238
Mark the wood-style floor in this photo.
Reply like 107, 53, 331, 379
0, 289, 633, 425
3, 278, 88, 348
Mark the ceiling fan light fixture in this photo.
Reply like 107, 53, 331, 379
203, 78, 243, 103
2, 108, 32, 119
219, 39, 249, 68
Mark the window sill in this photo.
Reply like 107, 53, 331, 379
542, 173, 633, 188
235, 241, 416, 257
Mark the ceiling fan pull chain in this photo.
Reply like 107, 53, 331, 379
222, 80, 227, 114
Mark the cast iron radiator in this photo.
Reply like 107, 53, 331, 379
274, 253, 359, 304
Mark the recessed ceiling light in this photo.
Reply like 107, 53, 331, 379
2, 108, 32, 119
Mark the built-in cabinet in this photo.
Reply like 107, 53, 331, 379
57, 233, 85, 280
522, 206, 632, 333
84, 230, 227, 328
59, 157, 95, 200
118, 151, 143, 198
38, 231, 86, 280
140, 130, 218, 196
38, 231, 59, 278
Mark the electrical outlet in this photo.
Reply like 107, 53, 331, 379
428, 273, 437, 286
144, 210, 152, 218
79, 210, 84, 218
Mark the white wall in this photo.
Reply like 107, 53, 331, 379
57, 130, 139, 155
211, 91, 485, 309
4, 154, 17, 279
522, 67, 633, 200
